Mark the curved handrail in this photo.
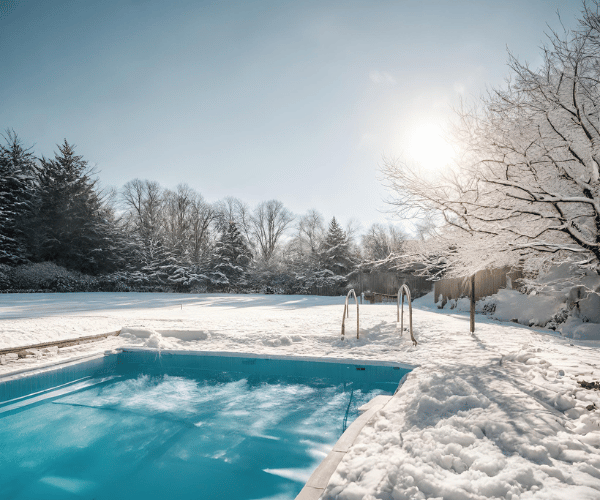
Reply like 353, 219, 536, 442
341, 289, 359, 339
397, 284, 417, 346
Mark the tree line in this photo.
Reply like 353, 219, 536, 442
0, 132, 405, 293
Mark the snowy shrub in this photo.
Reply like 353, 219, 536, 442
437, 297, 469, 311
190, 283, 208, 293
10, 262, 98, 292
559, 316, 600, 340
477, 289, 563, 327
545, 306, 569, 331
205, 270, 231, 292
167, 267, 208, 293
94, 273, 131, 292
481, 302, 496, 315
260, 272, 301, 295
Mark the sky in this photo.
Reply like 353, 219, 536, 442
0, 0, 583, 233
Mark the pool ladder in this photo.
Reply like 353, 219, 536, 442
341, 285, 417, 345
398, 284, 417, 346
341, 289, 359, 339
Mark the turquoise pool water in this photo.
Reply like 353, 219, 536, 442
0, 351, 410, 500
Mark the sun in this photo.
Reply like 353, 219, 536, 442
405, 123, 454, 173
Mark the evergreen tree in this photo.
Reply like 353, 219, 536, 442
138, 239, 172, 287
321, 217, 355, 276
0, 130, 36, 265
33, 140, 118, 274
209, 221, 252, 288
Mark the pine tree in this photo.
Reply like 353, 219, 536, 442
0, 130, 36, 265
137, 239, 172, 287
321, 217, 355, 276
209, 221, 252, 288
33, 140, 118, 274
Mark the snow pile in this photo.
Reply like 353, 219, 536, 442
559, 317, 600, 341
480, 289, 565, 327
325, 349, 600, 500
120, 327, 214, 350
263, 335, 295, 347
1, 292, 600, 499
436, 289, 565, 327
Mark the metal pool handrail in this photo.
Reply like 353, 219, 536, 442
397, 285, 417, 346
341, 289, 359, 340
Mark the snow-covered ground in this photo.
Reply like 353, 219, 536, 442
1, 292, 600, 499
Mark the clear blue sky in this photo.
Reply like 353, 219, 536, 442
0, 0, 582, 231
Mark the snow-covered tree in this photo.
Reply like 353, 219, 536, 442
209, 221, 252, 289
121, 179, 166, 272
0, 130, 35, 265
298, 209, 326, 257
188, 193, 216, 267
33, 140, 118, 274
136, 240, 173, 287
284, 209, 326, 272
250, 199, 294, 263
361, 223, 405, 262
162, 184, 193, 262
384, 5, 600, 276
214, 197, 253, 248
321, 217, 356, 276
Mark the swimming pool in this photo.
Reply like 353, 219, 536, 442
0, 350, 411, 500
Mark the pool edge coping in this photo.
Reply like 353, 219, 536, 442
0, 346, 417, 382
0, 351, 113, 384
122, 347, 416, 370
294, 395, 397, 500
0, 347, 416, 387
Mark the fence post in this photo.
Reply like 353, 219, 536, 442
470, 274, 475, 333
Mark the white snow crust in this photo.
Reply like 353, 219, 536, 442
1, 292, 600, 499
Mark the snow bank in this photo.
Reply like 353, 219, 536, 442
434, 288, 565, 327
481, 288, 564, 327
431, 262, 600, 341
559, 318, 600, 341
325, 346, 600, 499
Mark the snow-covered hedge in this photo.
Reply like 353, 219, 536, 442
1, 261, 382, 298
5, 262, 98, 292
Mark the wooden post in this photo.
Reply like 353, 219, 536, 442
470, 274, 475, 333
356, 303, 360, 340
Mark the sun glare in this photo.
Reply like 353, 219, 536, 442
405, 123, 454, 173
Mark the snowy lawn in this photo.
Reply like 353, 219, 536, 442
1, 292, 600, 499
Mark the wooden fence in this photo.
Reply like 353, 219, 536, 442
306, 272, 433, 297
433, 266, 522, 305
306, 284, 341, 296
353, 272, 432, 298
